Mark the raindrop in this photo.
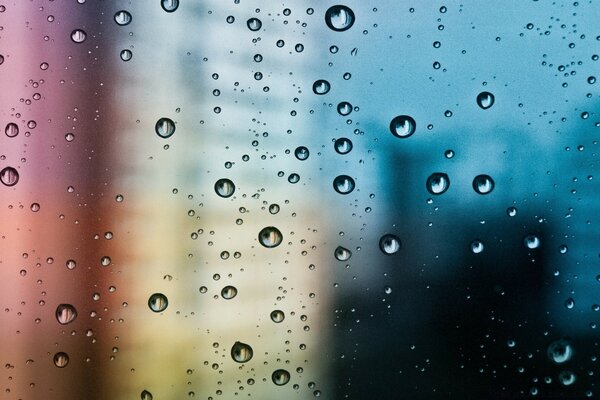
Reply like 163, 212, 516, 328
558, 370, 576, 386
426, 173, 450, 195
258, 226, 283, 248
231, 341, 253, 362
114, 10, 132, 26
55, 304, 77, 325
155, 117, 175, 138
270, 310, 285, 323
0, 167, 19, 186
148, 293, 168, 312
214, 178, 235, 198
141, 390, 153, 400
53, 352, 69, 368
333, 175, 355, 194
389, 115, 416, 138
120, 49, 132, 61
379, 234, 401, 255
547, 339, 574, 364
325, 5, 355, 32
247, 18, 262, 31
472, 174, 495, 194
524, 234, 541, 249
312, 79, 331, 95
221, 285, 238, 299
334, 246, 352, 261
70, 29, 86, 43
5, 122, 18, 138
294, 146, 310, 160
471, 240, 484, 254
337, 101, 352, 116
161, 0, 179, 12
334, 138, 353, 154
476, 91, 495, 109
272, 369, 291, 385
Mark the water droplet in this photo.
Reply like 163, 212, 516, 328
66, 259, 76, 270
507, 206, 517, 217
294, 146, 309, 160
558, 370, 576, 386
472, 174, 495, 195
270, 310, 285, 323
325, 5, 355, 32
258, 226, 283, 248
547, 339, 574, 363
114, 10, 132, 26
5, 122, 18, 138
389, 115, 416, 138
161, 0, 179, 12
148, 293, 168, 312
288, 173, 300, 183
155, 117, 175, 138
231, 341, 253, 362
0, 167, 19, 186
55, 304, 77, 325
384, 286, 392, 294
120, 49, 132, 61
564, 297, 575, 309
334, 138, 353, 154
141, 389, 153, 400
426, 173, 450, 195
30, 203, 40, 212
214, 178, 235, 198
70, 29, 86, 43
272, 369, 291, 385
221, 285, 238, 299
559, 244, 568, 254
444, 149, 454, 159
53, 352, 69, 368
269, 204, 280, 214
333, 175, 355, 194
524, 234, 541, 249
471, 240, 484, 254
337, 101, 352, 116
312, 79, 331, 95
334, 246, 352, 261
379, 234, 401, 255
247, 18, 262, 31
476, 91, 495, 109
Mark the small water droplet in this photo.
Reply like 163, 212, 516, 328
294, 146, 309, 160
55, 304, 77, 325
472, 174, 495, 194
558, 370, 576, 386
379, 234, 401, 255
564, 297, 575, 309
70, 29, 86, 43
141, 389, 153, 400
231, 341, 253, 362
269, 204, 280, 214
114, 10, 132, 26
214, 178, 235, 198
148, 293, 168, 312
476, 91, 495, 109
247, 18, 262, 31
5, 122, 18, 138
389, 115, 416, 138
426, 173, 450, 195
258, 226, 283, 248
0, 167, 19, 186
507, 206, 517, 217
53, 352, 69, 368
524, 234, 541, 249
333, 175, 355, 194
30, 203, 40, 212
325, 5, 355, 32
272, 369, 291, 385
334, 246, 352, 261
270, 310, 285, 323
337, 101, 352, 116
547, 339, 574, 363
155, 117, 175, 138
471, 240, 484, 254
312, 79, 331, 95
120, 49, 132, 61
221, 285, 238, 299
334, 138, 353, 154
444, 149, 454, 159
161, 0, 179, 12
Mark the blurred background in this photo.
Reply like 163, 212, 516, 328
0, 1, 599, 399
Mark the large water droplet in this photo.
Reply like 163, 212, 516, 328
70, 29, 87, 43
524, 234, 541, 249
272, 369, 291, 385
558, 370, 576, 386
155, 117, 175, 138
247, 18, 262, 31
547, 339, 574, 364
270, 310, 285, 323
55, 304, 77, 325
337, 101, 352, 116
148, 293, 168, 312
120, 49, 132, 61
472, 174, 495, 195
258, 226, 283, 248
141, 389, 153, 400
334, 137, 353, 154
161, 0, 179, 13
214, 178, 235, 198
221, 285, 238, 299
426, 173, 450, 195
325, 5, 355, 32
294, 146, 310, 160
389, 115, 416, 138
334, 246, 352, 261
312, 79, 331, 95
0, 167, 19, 186
53, 352, 69, 368
476, 91, 495, 109
5, 122, 18, 138
379, 234, 401, 255
231, 341, 253, 363
333, 175, 355, 194
114, 10, 132, 26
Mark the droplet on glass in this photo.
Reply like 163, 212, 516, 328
66, 259, 76, 270
507, 206, 517, 217
53, 352, 69, 368
312, 79, 331, 95
426, 173, 450, 195
334, 137, 353, 154
5, 122, 18, 138
476, 91, 495, 109
558, 370, 576, 386
120, 49, 132, 61
564, 297, 575, 309
269, 204, 280, 214
524, 234, 541, 249
0, 167, 19, 186
214, 178, 235, 198
258, 226, 283, 248
221, 285, 238, 299
334, 246, 352, 261
325, 5, 355, 32
155, 117, 175, 138
30, 203, 40, 212
389, 115, 416, 138
270, 310, 285, 323
294, 146, 310, 160
148, 293, 168, 312
161, 0, 179, 13
471, 239, 484, 254
141, 389, 153, 400
333, 175, 355, 194
379, 234, 401, 255
231, 341, 253, 363
547, 339, 574, 363
247, 18, 262, 31
70, 29, 86, 43
114, 10, 132, 26
55, 304, 77, 325
472, 174, 495, 195
272, 369, 291, 385
337, 101, 352, 116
